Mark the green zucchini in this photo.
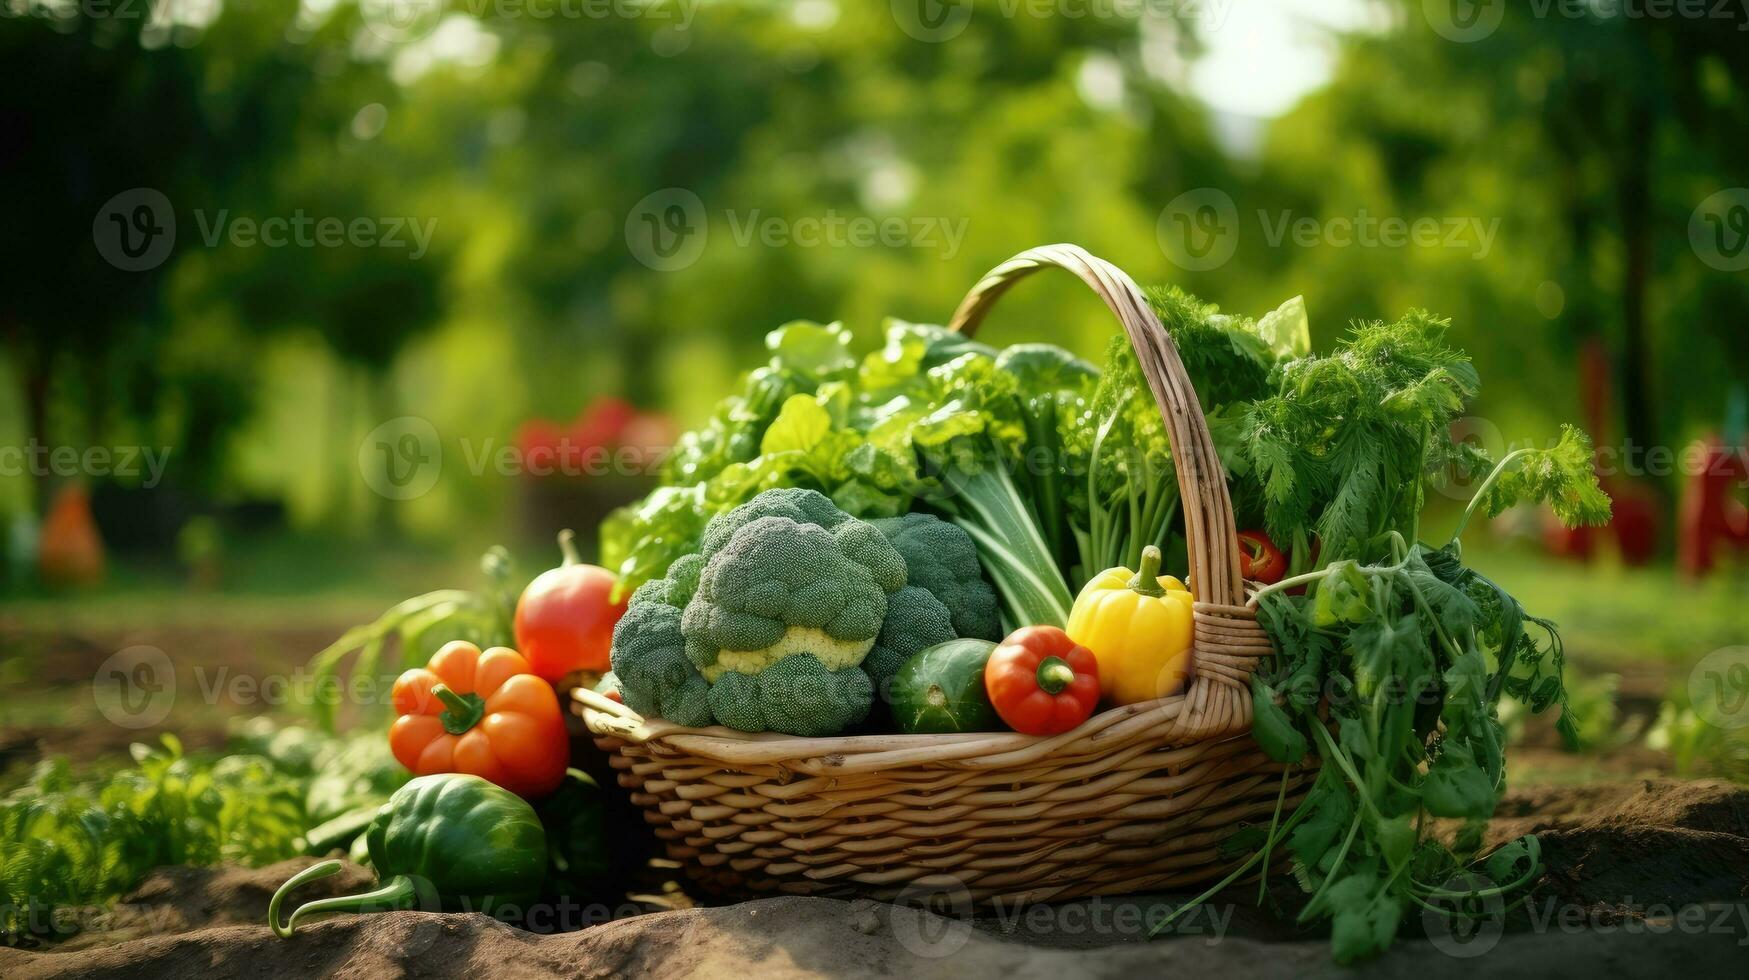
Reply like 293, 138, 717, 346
889, 639, 1001, 734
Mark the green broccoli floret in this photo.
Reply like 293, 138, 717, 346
699, 486, 867, 556
680, 489, 910, 736
871, 513, 1002, 641
705, 654, 874, 736
609, 559, 713, 728
863, 586, 957, 702
683, 515, 898, 678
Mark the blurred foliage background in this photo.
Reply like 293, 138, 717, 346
1, 0, 1746, 599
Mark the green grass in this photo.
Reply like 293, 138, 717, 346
0, 531, 507, 631
1459, 544, 1748, 671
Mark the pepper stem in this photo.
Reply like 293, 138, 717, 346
268, 860, 420, 938
1126, 545, 1167, 598
557, 528, 581, 567
1036, 656, 1076, 695
432, 684, 486, 735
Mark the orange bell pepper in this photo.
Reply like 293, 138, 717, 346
389, 640, 569, 799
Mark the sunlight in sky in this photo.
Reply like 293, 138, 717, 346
1188, 0, 1391, 119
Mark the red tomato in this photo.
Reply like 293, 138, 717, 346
514, 529, 626, 681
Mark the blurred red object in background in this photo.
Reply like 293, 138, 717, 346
512, 395, 674, 543
1542, 340, 1660, 566
514, 395, 671, 481
1677, 434, 1749, 577
39, 484, 105, 587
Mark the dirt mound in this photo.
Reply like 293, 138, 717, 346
4, 893, 1746, 980
1489, 779, 1749, 917
2, 780, 1746, 978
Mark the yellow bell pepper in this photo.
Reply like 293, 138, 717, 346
1065, 545, 1194, 706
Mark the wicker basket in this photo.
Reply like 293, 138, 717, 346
575, 244, 1304, 906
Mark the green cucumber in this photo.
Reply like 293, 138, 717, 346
889, 639, 1001, 735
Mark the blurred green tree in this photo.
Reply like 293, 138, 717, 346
1256, 2, 1749, 464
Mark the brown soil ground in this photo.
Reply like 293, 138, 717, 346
0, 779, 1744, 978
4, 618, 1746, 976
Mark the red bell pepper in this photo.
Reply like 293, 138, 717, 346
1237, 529, 1287, 585
984, 626, 1101, 736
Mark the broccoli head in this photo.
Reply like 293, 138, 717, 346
706, 654, 874, 737
871, 513, 1001, 641
863, 585, 958, 702
608, 561, 714, 729
676, 490, 910, 735
683, 514, 904, 679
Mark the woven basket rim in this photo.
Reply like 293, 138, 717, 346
574, 683, 1256, 775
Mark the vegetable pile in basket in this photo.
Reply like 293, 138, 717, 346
601, 290, 1611, 961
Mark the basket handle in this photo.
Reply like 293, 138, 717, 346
948, 245, 1270, 729
948, 243, 1246, 608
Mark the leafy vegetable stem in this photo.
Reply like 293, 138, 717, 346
1086, 409, 1118, 568
1387, 530, 1409, 564
1255, 766, 1293, 905
1398, 571, 1464, 663
1250, 552, 1414, 605
1248, 568, 1326, 602
956, 517, 1072, 627
1378, 853, 1415, 901
1148, 788, 1317, 937
1447, 447, 1538, 546
1127, 454, 1143, 566
1311, 723, 1381, 822
1409, 855, 1540, 900
1297, 809, 1364, 923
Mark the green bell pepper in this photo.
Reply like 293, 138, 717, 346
270, 774, 546, 937
535, 769, 613, 897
